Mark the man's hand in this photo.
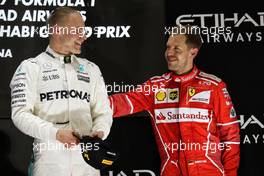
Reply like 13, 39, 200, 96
90, 131, 104, 139
56, 129, 80, 147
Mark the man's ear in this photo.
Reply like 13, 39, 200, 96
54, 25, 60, 34
190, 48, 199, 58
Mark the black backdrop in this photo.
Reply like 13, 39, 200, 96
0, 0, 263, 175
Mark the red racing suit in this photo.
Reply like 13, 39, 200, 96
109, 66, 240, 176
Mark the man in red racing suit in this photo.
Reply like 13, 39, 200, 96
109, 26, 240, 176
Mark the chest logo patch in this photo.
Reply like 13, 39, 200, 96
155, 88, 179, 104
188, 87, 196, 97
188, 88, 211, 104
156, 90, 166, 101
169, 90, 178, 100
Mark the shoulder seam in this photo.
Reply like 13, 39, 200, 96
195, 76, 219, 86
150, 73, 170, 81
198, 71, 222, 83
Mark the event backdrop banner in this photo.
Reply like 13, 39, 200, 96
0, 0, 263, 175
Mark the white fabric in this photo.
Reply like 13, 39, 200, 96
10, 46, 112, 175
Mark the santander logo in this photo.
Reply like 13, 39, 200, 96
154, 108, 210, 123
156, 112, 166, 120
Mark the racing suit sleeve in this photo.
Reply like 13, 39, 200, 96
90, 65, 113, 140
214, 82, 240, 176
10, 60, 58, 141
109, 80, 153, 117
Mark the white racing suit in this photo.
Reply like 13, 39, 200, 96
10, 47, 113, 176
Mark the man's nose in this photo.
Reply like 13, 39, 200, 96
166, 49, 174, 56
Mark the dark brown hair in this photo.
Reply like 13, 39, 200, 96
172, 25, 202, 49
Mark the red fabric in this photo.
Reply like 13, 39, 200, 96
110, 66, 240, 176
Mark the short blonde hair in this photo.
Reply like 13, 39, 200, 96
47, 7, 79, 27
